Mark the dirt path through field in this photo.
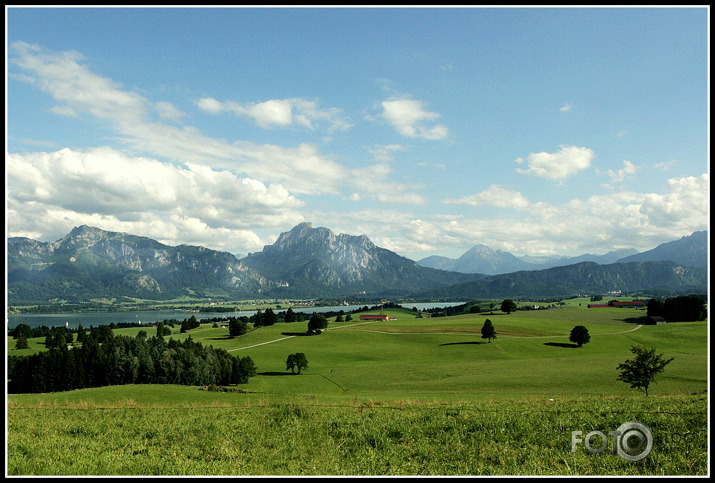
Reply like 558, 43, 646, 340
227, 319, 380, 352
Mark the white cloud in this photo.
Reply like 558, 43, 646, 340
349, 163, 426, 205
638, 174, 709, 230
380, 98, 449, 140
6, 148, 304, 254
50, 105, 78, 117
653, 160, 676, 171
605, 160, 639, 184
362, 174, 709, 258
368, 144, 408, 162
416, 161, 446, 169
560, 103, 572, 112
443, 185, 531, 211
154, 101, 188, 122
195, 96, 223, 114
195, 96, 352, 132
10, 42, 349, 196
515, 145, 595, 180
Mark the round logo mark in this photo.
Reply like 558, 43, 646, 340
615, 421, 653, 462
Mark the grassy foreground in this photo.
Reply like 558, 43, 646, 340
6, 306, 709, 475
6, 388, 707, 475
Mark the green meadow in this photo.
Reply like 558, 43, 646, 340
6, 306, 709, 475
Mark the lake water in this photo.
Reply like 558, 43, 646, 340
6, 302, 465, 330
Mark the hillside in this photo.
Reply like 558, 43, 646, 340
420, 260, 708, 299
616, 230, 708, 269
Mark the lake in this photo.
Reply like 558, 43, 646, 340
6, 302, 465, 330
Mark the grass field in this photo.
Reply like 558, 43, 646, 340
6, 306, 709, 475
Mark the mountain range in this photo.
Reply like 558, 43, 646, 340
7, 225, 280, 304
239, 222, 479, 298
417, 237, 707, 275
6, 224, 708, 305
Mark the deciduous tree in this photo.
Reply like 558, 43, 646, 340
307, 313, 328, 334
286, 353, 308, 374
569, 326, 590, 347
617, 346, 673, 396
501, 299, 517, 314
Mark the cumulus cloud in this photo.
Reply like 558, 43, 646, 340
515, 145, 595, 180
9, 41, 349, 195
195, 96, 352, 132
349, 163, 426, 205
6, 148, 304, 253
386, 174, 708, 257
443, 185, 531, 211
638, 174, 709, 230
604, 160, 639, 184
380, 98, 449, 140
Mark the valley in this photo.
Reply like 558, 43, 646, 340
5, 224, 709, 476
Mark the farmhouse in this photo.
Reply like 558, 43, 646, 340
359, 314, 391, 321
588, 300, 645, 309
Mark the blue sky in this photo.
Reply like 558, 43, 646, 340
6, 6, 709, 261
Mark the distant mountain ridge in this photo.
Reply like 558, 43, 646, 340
7, 225, 279, 304
418, 232, 707, 275
419, 260, 706, 299
6, 224, 708, 305
418, 246, 639, 274
7, 223, 481, 304
615, 230, 707, 268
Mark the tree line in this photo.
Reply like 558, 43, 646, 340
647, 295, 707, 322
8, 330, 256, 394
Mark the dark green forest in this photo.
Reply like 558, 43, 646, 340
8, 331, 256, 394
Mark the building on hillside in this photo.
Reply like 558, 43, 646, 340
359, 314, 391, 321
588, 300, 645, 309
647, 316, 667, 325
610, 300, 646, 308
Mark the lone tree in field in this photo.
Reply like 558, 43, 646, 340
617, 346, 674, 396
569, 326, 591, 347
228, 317, 248, 338
501, 299, 517, 314
14, 335, 29, 350
307, 313, 328, 334
286, 353, 309, 374
481, 319, 496, 343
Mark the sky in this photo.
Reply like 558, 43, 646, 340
6, 6, 710, 261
